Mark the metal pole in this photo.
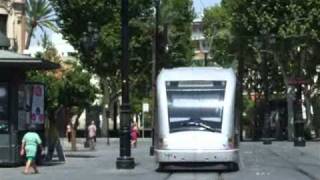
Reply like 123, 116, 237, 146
294, 47, 305, 147
116, 0, 135, 169
204, 52, 208, 66
262, 53, 271, 145
150, 0, 160, 156
142, 111, 144, 139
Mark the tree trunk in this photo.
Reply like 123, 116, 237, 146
25, 27, 34, 50
237, 51, 244, 141
100, 79, 109, 139
286, 87, 295, 141
71, 112, 82, 151
101, 78, 112, 145
272, 51, 295, 140
113, 100, 118, 131
304, 93, 313, 130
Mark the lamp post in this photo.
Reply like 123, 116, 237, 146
293, 46, 306, 147
150, 0, 160, 156
203, 39, 209, 66
116, 0, 135, 169
80, 21, 99, 58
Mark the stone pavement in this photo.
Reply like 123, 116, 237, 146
0, 138, 167, 180
1, 139, 320, 180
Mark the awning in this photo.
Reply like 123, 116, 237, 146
0, 50, 60, 70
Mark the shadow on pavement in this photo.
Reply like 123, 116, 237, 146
64, 154, 96, 158
63, 149, 94, 153
41, 160, 65, 167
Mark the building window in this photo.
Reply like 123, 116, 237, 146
0, 84, 8, 133
0, 15, 8, 35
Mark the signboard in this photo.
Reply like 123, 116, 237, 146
143, 103, 149, 112
31, 84, 45, 124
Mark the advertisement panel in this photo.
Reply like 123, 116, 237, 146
30, 84, 45, 124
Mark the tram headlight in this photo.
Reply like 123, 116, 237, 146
159, 138, 169, 149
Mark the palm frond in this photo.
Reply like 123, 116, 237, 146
25, 0, 58, 33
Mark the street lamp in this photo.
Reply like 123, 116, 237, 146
116, 0, 135, 169
150, 0, 160, 156
80, 21, 99, 58
293, 45, 306, 147
203, 39, 209, 66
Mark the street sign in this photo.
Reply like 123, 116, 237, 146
142, 103, 149, 112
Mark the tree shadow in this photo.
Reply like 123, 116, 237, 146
64, 154, 96, 158
40, 160, 65, 167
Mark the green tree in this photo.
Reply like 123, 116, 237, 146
28, 36, 97, 150
221, 0, 320, 139
60, 61, 98, 150
160, 0, 195, 68
25, 0, 58, 49
203, 5, 234, 67
50, 0, 154, 137
50, 0, 195, 135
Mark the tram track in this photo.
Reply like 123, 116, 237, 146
266, 148, 319, 180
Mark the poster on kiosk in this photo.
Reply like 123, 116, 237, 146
30, 85, 45, 125
18, 83, 45, 131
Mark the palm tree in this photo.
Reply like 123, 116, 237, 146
25, 0, 58, 49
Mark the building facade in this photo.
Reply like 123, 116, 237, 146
0, 0, 26, 53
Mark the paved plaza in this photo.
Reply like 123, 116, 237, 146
1, 138, 320, 180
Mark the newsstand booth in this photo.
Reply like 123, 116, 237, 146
0, 50, 59, 165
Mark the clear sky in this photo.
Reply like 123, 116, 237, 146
28, 0, 222, 55
193, 0, 221, 16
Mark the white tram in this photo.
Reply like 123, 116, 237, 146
154, 67, 239, 171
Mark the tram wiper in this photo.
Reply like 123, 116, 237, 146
197, 122, 221, 133
184, 121, 221, 133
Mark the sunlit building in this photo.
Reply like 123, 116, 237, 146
0, 0, 27, 52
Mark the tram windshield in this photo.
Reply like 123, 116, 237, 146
166, 81, 226, 133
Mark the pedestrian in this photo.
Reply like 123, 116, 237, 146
130, 122, 139, 148
46, 118, 65, 162
20, 124, 43, 175
87, 121, 97, 150
66, 123, 72, 143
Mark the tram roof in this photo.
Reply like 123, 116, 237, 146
158, 67, 236, 82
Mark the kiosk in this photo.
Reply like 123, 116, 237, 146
0, 48, 59, 165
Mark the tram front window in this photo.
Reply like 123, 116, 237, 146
166, 81, 226, 133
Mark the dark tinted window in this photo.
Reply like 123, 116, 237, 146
166, 81, 225, 133
0, 15, 7, 35
0, 84, 8, 133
